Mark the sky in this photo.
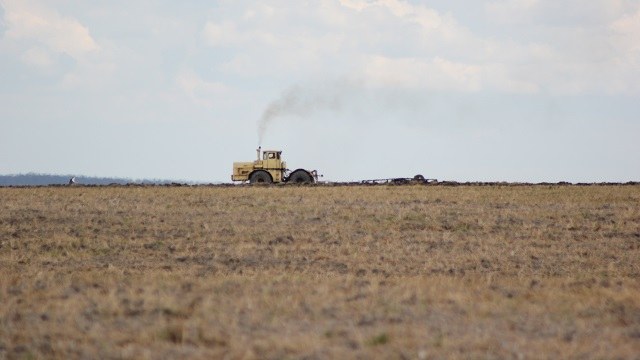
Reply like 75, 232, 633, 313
0, 0, 639, 183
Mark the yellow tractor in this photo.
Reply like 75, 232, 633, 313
231, 147, 318, 184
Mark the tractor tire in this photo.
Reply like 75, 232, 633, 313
288, 169, 314, 184
249, 170, 273, 184
413, 174, 425, 181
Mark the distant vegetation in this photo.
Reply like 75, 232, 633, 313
0, 173, 183, 186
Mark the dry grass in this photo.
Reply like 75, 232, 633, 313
1, 185, 639, 359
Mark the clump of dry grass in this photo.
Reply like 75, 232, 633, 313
1, 185, 639, 358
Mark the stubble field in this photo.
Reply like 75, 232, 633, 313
1, 184, 639, 359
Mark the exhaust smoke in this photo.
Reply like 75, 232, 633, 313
257, 81, 355, 145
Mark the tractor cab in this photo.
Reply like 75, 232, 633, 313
259, 149, 286, 175
262, 150, 281, 160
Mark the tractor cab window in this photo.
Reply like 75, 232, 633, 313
263, 152, 281, 160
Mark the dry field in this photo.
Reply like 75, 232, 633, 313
1, 184, 639, 359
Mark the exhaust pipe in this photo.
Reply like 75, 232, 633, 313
256, 146, 261, 160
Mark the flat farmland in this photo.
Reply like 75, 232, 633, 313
1, 185, 639, 359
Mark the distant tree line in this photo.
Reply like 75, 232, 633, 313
0, 173, 177, 186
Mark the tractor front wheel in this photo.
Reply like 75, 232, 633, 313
249, 170, 273, 184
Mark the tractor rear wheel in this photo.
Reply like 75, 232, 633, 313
288, 169, 313, 184
249, 170, 273, 184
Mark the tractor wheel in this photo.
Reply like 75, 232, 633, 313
413, 174, 425, 181
288, 169, 313, 184
249, 170, 273, 184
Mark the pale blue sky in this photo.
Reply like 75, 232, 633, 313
1, 0, 638, 182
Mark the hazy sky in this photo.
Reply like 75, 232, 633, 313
1, 0, 638, 182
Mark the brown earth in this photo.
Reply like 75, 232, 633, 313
1, 185, 639, 359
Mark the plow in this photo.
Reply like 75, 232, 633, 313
360, 174, 437, 185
